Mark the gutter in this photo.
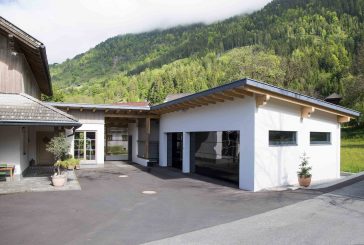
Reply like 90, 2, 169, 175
39, 44, 52, 96
0, 121, 82, 127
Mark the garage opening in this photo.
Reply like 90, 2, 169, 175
167, 132, 183, 170
105, 126, 129, 161
191, 131, 239, 184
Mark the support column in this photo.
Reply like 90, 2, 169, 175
239, 129, 255, 191
159, 133, 168, 166
182, 132, 190, 173
145, 117, 150, 159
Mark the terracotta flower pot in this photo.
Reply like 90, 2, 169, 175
67, 165, 75, 170
75, 165, 80, 170
298, 176, 311, 187
51, 174, 67, 187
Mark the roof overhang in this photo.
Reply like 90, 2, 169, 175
0, 17, 52, 96
47, 102, 159, 118
0, 93, 81, 126
151, 78, 360, 121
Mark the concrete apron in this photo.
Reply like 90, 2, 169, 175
0, 170, 81, 194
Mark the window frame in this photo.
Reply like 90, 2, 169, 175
310, 132, 331, 145
269, 130, 297, 146
74, 130, 97, 162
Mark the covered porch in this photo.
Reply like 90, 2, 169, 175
0, 93, 81, 180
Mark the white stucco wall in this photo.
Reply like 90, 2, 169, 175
159, 97, 256, 190
0, 126, 30, 176
254, 98, 340, 191
128, 121, 149, 166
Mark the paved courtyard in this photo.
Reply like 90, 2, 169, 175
0, 166, 81, 194
0, 162, 363, 245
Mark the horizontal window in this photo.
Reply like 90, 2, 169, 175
310, 132, 331, 145
269, 131, 297, 146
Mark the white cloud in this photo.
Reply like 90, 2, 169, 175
0, 0, 271, 63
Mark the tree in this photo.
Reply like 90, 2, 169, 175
46, 134, 71, 175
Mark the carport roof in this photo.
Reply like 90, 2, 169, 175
0, 93, 81, 126
47, 102, 150, 111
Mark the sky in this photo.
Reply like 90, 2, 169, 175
0, 0, 271, 63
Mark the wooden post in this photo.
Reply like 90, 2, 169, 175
337, 116, 350, 123
145, 117, 150, 159
255, 94, 270, 108
301, 106, 315, 119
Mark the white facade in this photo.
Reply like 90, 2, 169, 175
66, 110, 105, 166
159, 97, 256, 190
254, 98, 340, 190
158, 95, 341, 191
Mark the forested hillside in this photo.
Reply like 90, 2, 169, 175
49, 0, 364, 122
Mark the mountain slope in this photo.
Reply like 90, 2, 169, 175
49, 0, 364, 121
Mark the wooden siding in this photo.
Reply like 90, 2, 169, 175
66, 110, 105, 124
0, 34, 41, 98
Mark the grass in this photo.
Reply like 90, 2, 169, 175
341, 127, 364, 173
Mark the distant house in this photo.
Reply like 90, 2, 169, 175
0, 17, 360, 191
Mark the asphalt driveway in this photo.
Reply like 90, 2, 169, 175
0, 162, 362, 245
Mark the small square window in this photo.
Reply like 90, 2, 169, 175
269, 131, 297, 146
310, 132, 331, 145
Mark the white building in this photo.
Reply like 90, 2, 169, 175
0, 17, 360, 191
48, 79, 360, 191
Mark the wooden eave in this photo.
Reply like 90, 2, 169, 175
150, 78, 358, 122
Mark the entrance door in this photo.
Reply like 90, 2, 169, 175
36, 131, 55, 165
170, 133, 183, 170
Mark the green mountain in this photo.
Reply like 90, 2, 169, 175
49, 0, 364, 121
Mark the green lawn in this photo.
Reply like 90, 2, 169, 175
341, 127, 364, 173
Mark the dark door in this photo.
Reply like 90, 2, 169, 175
171, 133, 183, 170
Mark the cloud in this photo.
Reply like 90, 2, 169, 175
0, 0, 271, 63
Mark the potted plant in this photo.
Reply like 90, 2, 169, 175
66, 159, 75, 170
66, 158, 80, 170
46, 133, 71, 187
297, 153, 312, 187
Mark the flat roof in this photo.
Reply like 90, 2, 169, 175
47, 102, 150, 111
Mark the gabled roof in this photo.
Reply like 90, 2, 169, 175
325, 93, 342, 100
0, 93, 80, 126
164, 93, 192, 102
151, 78, 360, 118
0, 17, 52, 96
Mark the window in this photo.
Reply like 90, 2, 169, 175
74, 131, 96, 160
310, 132, 331, 145
269, 131, 297, 146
